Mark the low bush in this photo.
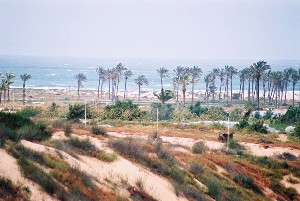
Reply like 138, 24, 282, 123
67, 138, 97, 153
277, 152, 297, 161
96, 151, 117, 162
64, 122, 72, 137
0, 176, 30, 200
189, 102, 208, 117
228, 139, 244, 150
270, 179, 299, 200
149, 102, 174, 121
233, 174, 262, 194
192, 141, 208, 154
157, 149, 176, 165
205, 176, 222, 199
248, 121, 268, 133
16, 106, 40, 118
190, 162, 204, 175
91, 126, 107, 136
67, 104, 93, 123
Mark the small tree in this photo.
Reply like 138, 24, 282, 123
153, 89, 174, 104
20, 74, 32, 105
67, 104, 92, 123
74, 73, 87, 99
134, 75, 149, 101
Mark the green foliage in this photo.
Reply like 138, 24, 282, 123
96, 151, 117, 162
64, 122, 72, 137
16, 107, 40, 118
233, 174, 262, 194
253, 111, 262, 119
192, 141, 208, 154
263, 110, 273, 120
91, 126, 107, 136
248, 120, 268, 133
0, 112, 52, 143
277, 106, 300, 124
149, 103, 174, 121
229, 108, 244, 121
67, 104, 92, 123
205, 176, 222, 199
228, 139, 244, 150
0, 176, 30, 200
291, 120, 300, 139
236, 118, 249, 129
199, 107, 228, 121
67, 138, 97, 153
172, 106, 196, 122
189, 102, 208, 117
153, 89, 174, 104
190, 162, 204, 175
270, 179, 299, 200
103, 100, 146, 121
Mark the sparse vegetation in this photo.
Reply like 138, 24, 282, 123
91, 125, 107, 136
192, 141, 208, 154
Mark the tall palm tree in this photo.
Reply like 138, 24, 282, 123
0, 79, 8, 104
282, 68, 292, 104
190, 66, 202, 103
157, 67, 169, 90
239, 68, 248, 101
178, 67, 191, 105
124, 70, 133, 100
96, 67, 105, 100
211, 68, 219, 102
204, 74, 213, 105
154, 89, 174, 104
250, 61, 270, 109
290, 69, 300, 107
6, 73, 16, 103
173, 66, 184, 102
134, 75, 149, 101
106, 68, 112, 100
218, 68, 225, 100
74, 73, 87, 99
20, 73, 32, 105
115, 63, 126, 97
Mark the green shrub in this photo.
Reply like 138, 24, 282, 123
91, 126, 107, 136
228, 139, 244, 150
16, 107, 40, 118
96, 151, 117, 162
229, 108, 244, 121
236, 118, 249, 129
277, 106, 300, 124
157, 149, 176, 165
205, 176, 222, 199
253, 111, 262, 119
190, 162, 204, 175
67, 104, 92, 123
67, 138, 97, 153
248, 120, 268, 133
189, 102, 208, 117
52, 119, 66, 128
172, 106, 196, 122
149, 102, 174, 121
17, 124, 52, 141
192, 141, 208, 154
64, 122, 72, 137
270, 179, 299, 200
103, 100, 146, 121
0, 176, 30, 199
264, 110, 273, 119
200, 107, 228, 121
233, 174, 262, 194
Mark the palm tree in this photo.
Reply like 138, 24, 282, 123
124, 70, 133, 100
96, 67, 105, 100
218, 68, 225, 100
74, 73, 87, 99
178, 67, 191, 105
115, 63, 126, 97
250, 61, 270, 109
239, 68, 248, 101
0, 79, 8, 104
6, 73, 16, 102
20, 73, 32, 105
190, 66, 202, 103
173, 66, 184, 102
157, 67, 169, 90
135, 75, 149, 101
204, 74, 212, 105
154, 89, 174, 104
211, 68, 219, 102
290, 69, 300, 107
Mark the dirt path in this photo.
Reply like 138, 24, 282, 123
108, 132, 300, 157
21, 138, 188, 201
0, 149, 57, 201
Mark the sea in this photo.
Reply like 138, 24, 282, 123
0, 55, 299, 93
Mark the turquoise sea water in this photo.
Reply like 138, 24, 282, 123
0, 55, 299, 92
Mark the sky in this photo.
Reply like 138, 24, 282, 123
0, 0, 299, 60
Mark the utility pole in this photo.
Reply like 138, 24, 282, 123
84, 99, 87, 128
227, 117, 230, 151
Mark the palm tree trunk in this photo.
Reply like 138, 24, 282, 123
182, 85, 186, 105
100, 80, 104, 100
161, 77, 163, 90
23, 82, 25, 105
219, 83, 222, 100
97, 77, 101, 99
77, 83, 80, 99
293, 83, 295, 107
192, 82, 195, 103
0, 90, 2, 104
138, 84, 141, 101
284, 84, 287, 104
248, 80, 251, 102
256, 77, 260, 109
124, 79, 127, 100
242, 80, 245, 101
108, 79, 111, 100
176, 83, 179, 103
3, 89, 6, 104
230, 76, 233, 102
7, 87, 10, 102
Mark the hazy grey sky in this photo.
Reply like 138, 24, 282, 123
0, 0, 299, 60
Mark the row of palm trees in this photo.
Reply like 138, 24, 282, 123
0, 73, 32, 105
